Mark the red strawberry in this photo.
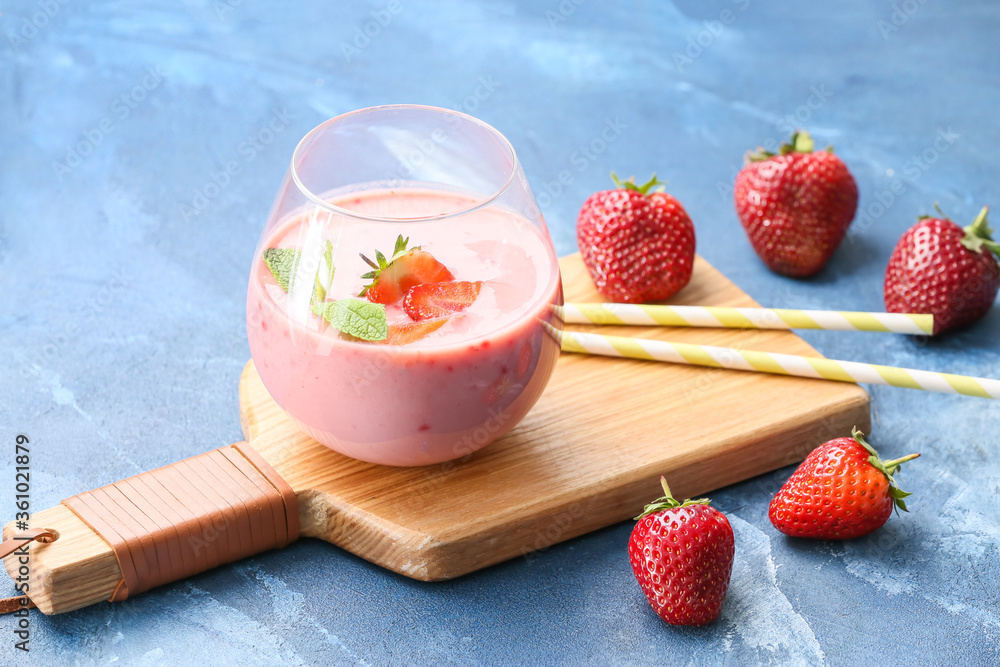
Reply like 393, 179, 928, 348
377, 317, 449, 345
338, 318, 448, 345
404, 281, 482, 321
769, 429, 920, 540
884, 206, 1000, 334
360, 235, 454, 304
628, 477, 734, 626
577, 173, 696, 303
734, 130, 858, 276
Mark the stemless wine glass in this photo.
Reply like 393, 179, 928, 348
247, 105, 563, 466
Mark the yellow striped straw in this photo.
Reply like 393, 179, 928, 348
555, 303, 934, 336
551, 327, 999, 399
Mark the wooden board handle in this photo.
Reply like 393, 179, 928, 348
2, 441, 301, 615
2, 505, 121, 614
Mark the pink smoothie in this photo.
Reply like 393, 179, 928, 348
247, 188, 562, 466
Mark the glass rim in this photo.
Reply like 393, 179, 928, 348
289, 104, 520, 223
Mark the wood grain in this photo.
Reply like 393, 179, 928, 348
3, 253, 869, 613
243, 253, 871, 579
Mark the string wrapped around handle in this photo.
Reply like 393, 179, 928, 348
30, 442, 299, 605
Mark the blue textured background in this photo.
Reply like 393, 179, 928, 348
2, 1, 999, 665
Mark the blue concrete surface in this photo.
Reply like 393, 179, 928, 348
2, 1, 999, 664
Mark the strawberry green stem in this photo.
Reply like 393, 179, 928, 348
961, 206, 1000, 260
610, 172, 665, 195
967, 206, 989, 234
851, 427, 920, 513
883, 453, 921, 473
790, 130, 814, 153
634, 476, 710, 520
746, 130, 832, 163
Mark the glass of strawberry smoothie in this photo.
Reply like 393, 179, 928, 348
247, 105, 563, 466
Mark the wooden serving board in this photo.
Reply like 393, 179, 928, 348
6, 254, 870, 614
240, 253, 870, 580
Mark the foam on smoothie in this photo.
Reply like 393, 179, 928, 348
259, 188, 556, 347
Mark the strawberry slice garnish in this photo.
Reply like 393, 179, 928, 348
360, 235, 454, 304
403, 281, 482, 321
337, 317, 450, 345
377, 317, 449, 345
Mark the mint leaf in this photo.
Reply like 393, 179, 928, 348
314, 299, 387, 341
323, 240, 335, 284
312, 276, 327, 304
266, 244, 335, 306
263, 248, 300, 291
313, 240, 337, 304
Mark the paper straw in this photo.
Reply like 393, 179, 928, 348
555, 303, 934, 336
551, 327, 1000, 399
